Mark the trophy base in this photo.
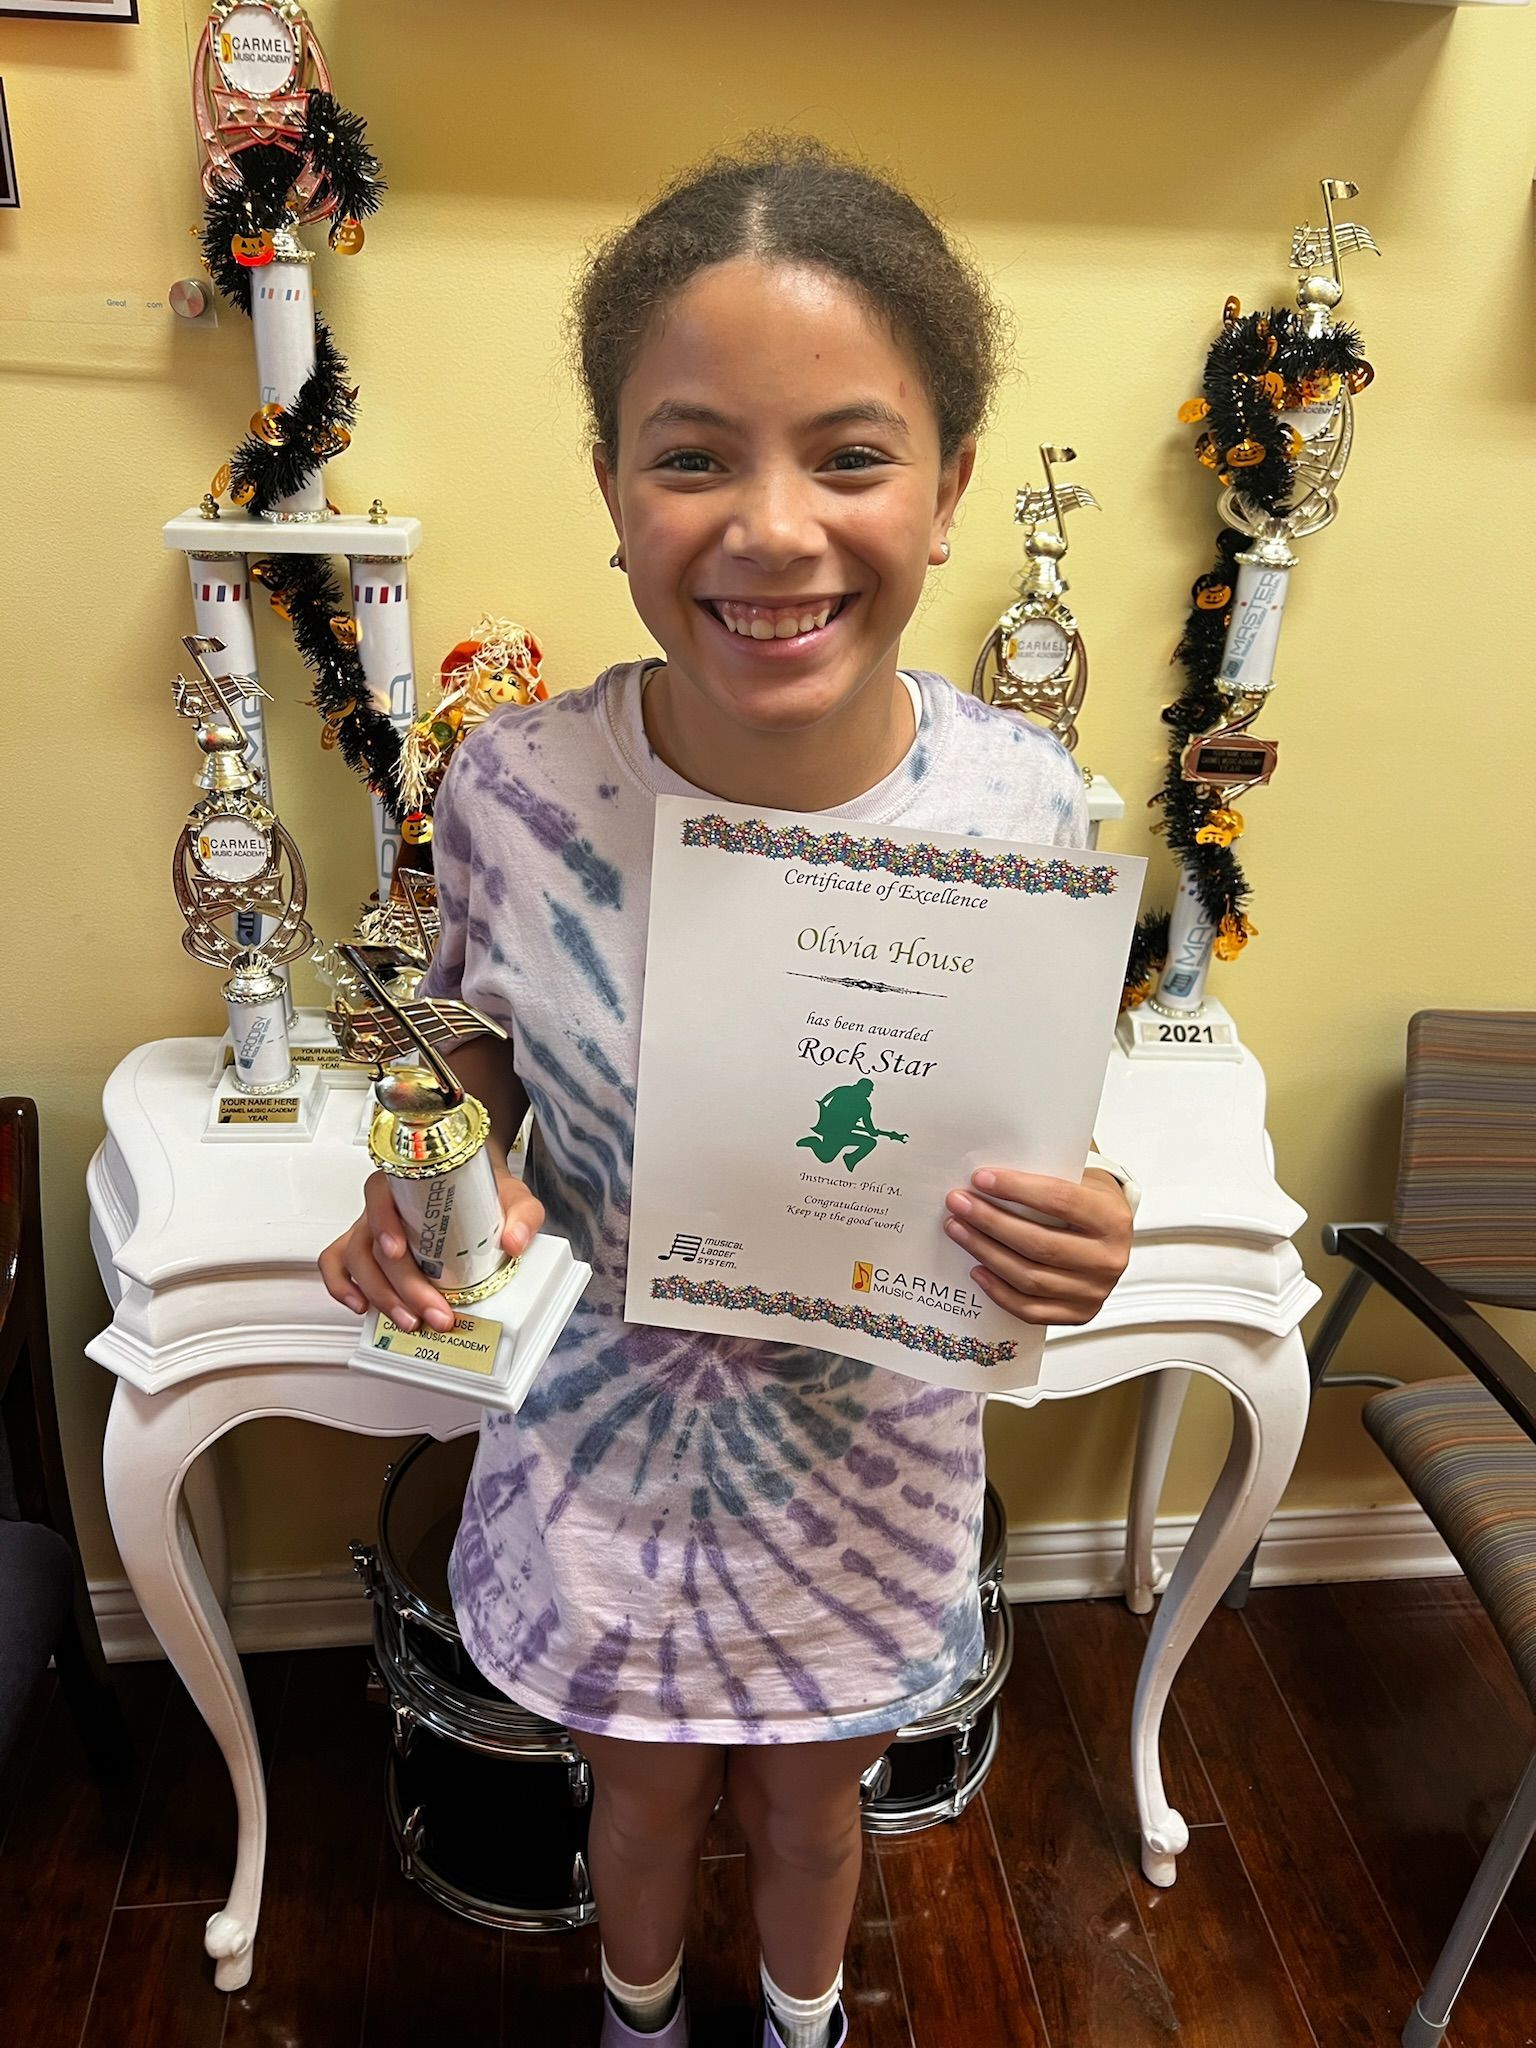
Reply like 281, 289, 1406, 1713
202, 1062, 326, 1142
1116, 995, 1245, 1063
346, 1232, 591, 1413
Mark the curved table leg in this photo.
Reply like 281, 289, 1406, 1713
1130, 1328, 1310, 1886
102, 1378, 265, 1990
1124, 1367, 1193, 1615
182, 1444, 232, 1613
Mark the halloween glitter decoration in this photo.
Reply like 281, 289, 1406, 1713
1123, 178, 1377, 1014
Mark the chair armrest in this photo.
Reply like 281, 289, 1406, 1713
1330, 1225, 1536, 1444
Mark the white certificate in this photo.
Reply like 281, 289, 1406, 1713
626, 795, 1145, 1394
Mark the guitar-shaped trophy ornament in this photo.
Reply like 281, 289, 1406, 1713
326, 945, 591, 1410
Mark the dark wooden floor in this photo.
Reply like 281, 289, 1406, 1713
2, 1576, 1534, 2047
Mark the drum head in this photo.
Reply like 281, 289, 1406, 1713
381, 1433, 478, 1632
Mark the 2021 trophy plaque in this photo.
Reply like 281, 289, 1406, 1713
326, 946, 589, 1411
171, 635, 326, 1139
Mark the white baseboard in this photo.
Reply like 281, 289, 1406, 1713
1002, 1499, 1456, 1606
91, 1566, 375, 1664
90, 1500, 1458, 1664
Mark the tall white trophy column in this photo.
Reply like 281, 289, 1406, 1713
350, 553, 417, 902
249, 233, 329, 522
185, 551, 294, 1017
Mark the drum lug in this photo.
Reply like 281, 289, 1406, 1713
399, 1802, 424, 1877
392, 1700, 418, 1759
571, 1849, 593, 1906
364, 1661, 388, 1708
568, 1756, 592, 1808
981, 1577, 1002, 1618
348, 1541, 378, 1596
859, 1754, 893, 1803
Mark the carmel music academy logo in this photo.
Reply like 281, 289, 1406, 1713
850, 1255, 984, 1319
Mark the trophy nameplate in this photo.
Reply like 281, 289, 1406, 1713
327, 946, 589, 1412
1180, 734, 1280, 791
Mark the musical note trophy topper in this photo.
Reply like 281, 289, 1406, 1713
971, 445, 1099, 756
1152, 179, 1378, 1025
171, 634, 323, 1138
326, 945, 590, 1411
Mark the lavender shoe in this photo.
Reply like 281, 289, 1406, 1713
753, 1998, 849, 2048
599, 1983, 689, 2048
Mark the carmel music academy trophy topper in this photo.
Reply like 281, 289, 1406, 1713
326, 947, 590, 1411
170, 635, 326, 1138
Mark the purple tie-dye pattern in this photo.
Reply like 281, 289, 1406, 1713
423, 662, 1090, 1743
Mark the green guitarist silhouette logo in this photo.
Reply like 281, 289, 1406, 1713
796, 1077, 909, 1173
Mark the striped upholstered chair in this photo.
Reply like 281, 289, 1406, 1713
1309, 1012, 1536, 2048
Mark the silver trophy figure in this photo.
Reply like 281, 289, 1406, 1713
170, 635, 321, 1133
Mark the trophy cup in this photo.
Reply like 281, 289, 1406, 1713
326, 945, 590, 1410
971, 444, 1099, 755
170, 635, 325, 1138
1121, 178, 1377, 1054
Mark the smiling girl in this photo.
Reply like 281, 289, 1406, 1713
321, 136, 1134, 2048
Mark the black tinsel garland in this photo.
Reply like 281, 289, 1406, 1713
199, 143, 295, 314
250, 553, 402, 820
229, 319, 358, 518
302, 92, 388, 232
1122, 305, 1370, 1005
199, 96, 386, 314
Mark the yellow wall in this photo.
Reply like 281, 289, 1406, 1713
3, 0, 1533, 1590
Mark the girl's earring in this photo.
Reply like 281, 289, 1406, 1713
936, 539, 951, 562
609, 548, 626, 571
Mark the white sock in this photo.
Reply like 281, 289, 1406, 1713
601, 1944, 684, 2034
761, 1958, 843, 2048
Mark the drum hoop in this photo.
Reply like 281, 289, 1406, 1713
373, 1608, 581, 1760
886, 1598, 1013, 1744
384, 1759, 596, 1933
860, 1701, 1002, 1837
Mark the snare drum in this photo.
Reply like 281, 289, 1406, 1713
858, 1478, 1013, 1835
352, 1433, 596, 1932
354, 1441, 1013, 1928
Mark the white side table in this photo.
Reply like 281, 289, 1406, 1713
86, 1026, 1315, 1989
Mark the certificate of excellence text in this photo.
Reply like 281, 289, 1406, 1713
626, 795, 1145, 1393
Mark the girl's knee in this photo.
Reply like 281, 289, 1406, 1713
581, 1737, 724, 1846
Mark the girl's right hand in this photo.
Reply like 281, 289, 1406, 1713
318, 1164, 545, 1334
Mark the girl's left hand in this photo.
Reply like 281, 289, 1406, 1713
943, 1166, 1133, 1328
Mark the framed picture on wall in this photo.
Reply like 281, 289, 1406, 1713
0, 1, 139, 19
0, 82, 16, 208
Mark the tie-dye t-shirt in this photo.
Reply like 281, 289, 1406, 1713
421, 658, 1088, 1744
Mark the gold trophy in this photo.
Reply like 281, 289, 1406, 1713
326, 945, 590, 1411
171, 635, 324, 1139
971, 444, 1099, 756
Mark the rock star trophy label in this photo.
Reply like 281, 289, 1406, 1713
326, 946, 590, 1412
170, 636, 325, 1138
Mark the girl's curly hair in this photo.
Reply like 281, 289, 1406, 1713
570, 133, 1007, 464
